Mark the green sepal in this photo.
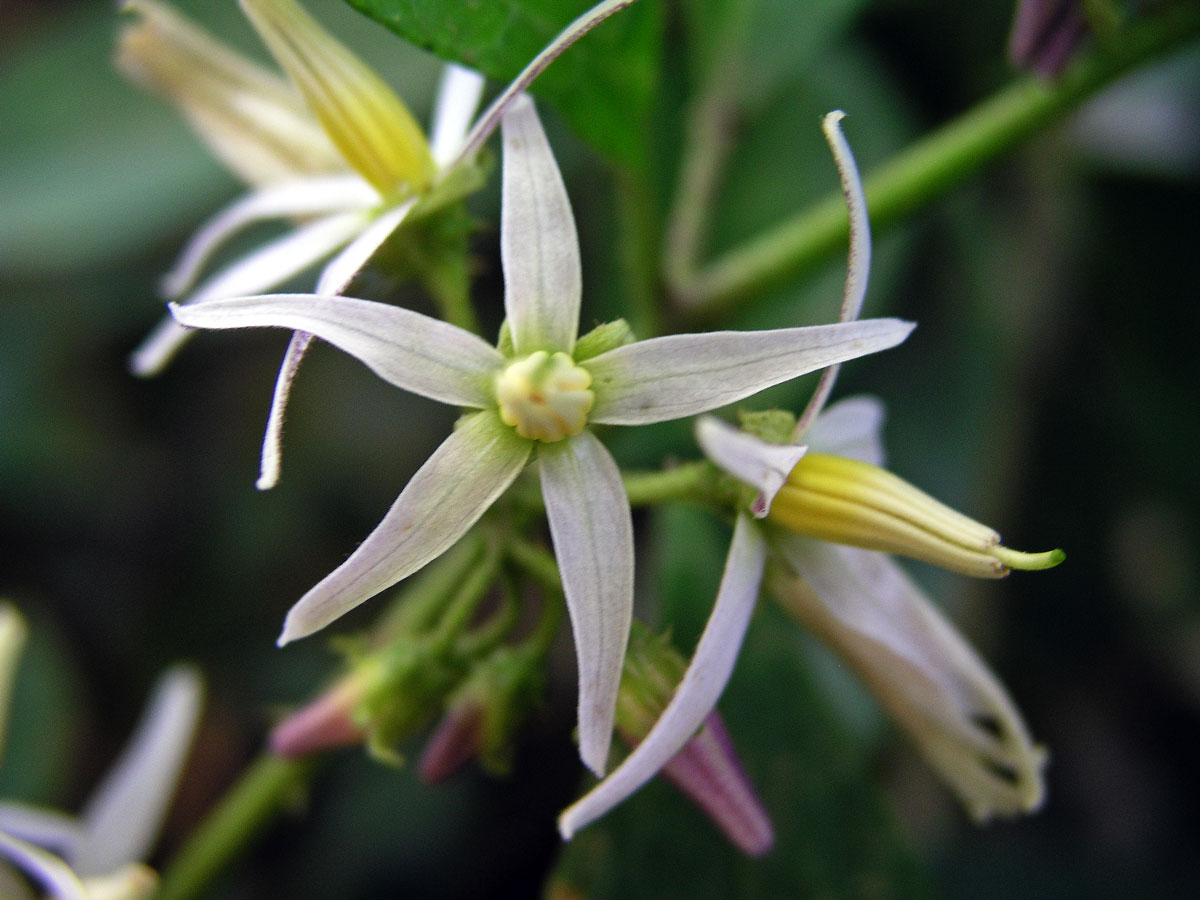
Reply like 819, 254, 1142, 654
574, 318, 636, 361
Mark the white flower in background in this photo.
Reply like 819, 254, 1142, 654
560, 112, 1060, 839
170, 96, 913, 776
121, 0, 642, 490
0, 605, 203, 900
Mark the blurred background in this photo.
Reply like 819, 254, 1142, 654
2, 1, 1198, 897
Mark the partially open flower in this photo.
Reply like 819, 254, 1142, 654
560, 111, 1058, 840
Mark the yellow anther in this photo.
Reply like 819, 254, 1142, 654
769, 453, 1064, 578
495, 351, 594, 442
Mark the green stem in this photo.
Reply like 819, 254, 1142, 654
676, 4, 1200, 321
153, 755, 318, 900
614, 172, 665, 337
622, 461, 725, 508
374, 532, 485, 638
429, 539, 503, 653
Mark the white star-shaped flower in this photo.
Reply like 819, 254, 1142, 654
0, 606, 203, 900
122, 0, 643, 490
169, 97, 913, 776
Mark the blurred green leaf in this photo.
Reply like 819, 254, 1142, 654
344, 0, 662, 174
551, 505, 934, 899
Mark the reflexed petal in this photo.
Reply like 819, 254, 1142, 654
429, 65, 486, 167
501, 96, 581, 355
241, 0, 435, 195
773, 540, 1046, 820
794, 110, 873, 436
256, 331, 313, 491
278, 411, 531, 644
131, 211, 367, 377
454, 0, 643, 165
694, 417, 807, 517
162, 175, 378, 299
559, 514, 767, 837
587, 319, 914, 425
0, 832, 88, 900
802, 395, 887, 466
0, 805, 83, 860
170, 293, 503, 407
117, 0, 344, 186
73, 667, 203, 877
315, 200, 414, 296
539, 431, 633, 775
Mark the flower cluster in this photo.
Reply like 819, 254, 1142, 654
123, 0, 1063, 860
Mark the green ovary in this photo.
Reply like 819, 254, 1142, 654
495, 351, 594, 442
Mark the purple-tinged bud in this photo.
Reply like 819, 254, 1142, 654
661, 712, 775, 857
270, 672, 367, 758
616, 624, 773, 856
1008, 0, 1090, 77
417, 701, 484, 784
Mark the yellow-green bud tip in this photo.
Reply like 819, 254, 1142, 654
992, 546, 1066, 572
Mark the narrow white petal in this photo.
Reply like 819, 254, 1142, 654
0, 805, 83, 859
539, 431, 633, 775
774, 541, 1046, 820
694, 417, 807, 517
453, 0, 642, 166
0, 604, 27, 763
72, 667, 203, 876
429, 64, 486, 167
559, 514, 767, 838
170, 293, 503, 407
257, 331, 313, 491
794, 111, 874, 436
131, 212, 367, 377
0, 832, 87, 900
314, 200, 414, 296
279, 411, 531, 643
803, 395, 887, 466
501, 96, 581, 355
161, 175, 378, 298
588, 319, 914, 425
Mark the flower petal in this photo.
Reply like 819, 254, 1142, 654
501, 95, 581, 355
240, 0, 435, 195
0, 832, 87, 900
694, 417, 807, 518
278, 411, 531, 644
132, 211, 367, 377
453, 0, 642, 166
794, 110, 873, 436
429, 65, 486, 167
587, 319, 914, 425
802, 395, 887, 467
73, 667, 203, 877
314, 199, 414, 296
0, 603, 27, 762
161, 175, 378, 300
117, 0, 344, 186
773, 540, 1046, 821
539, 431, 633, 775
559, 514, 766, 838
169, 293, 503, 408
256, 331, 313, 492
0, 805, 83, 861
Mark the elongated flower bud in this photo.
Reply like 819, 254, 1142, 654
769, 453, 1064, 578
615, 626, 773, 856
241, 0, 435, 196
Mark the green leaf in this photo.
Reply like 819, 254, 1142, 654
345, 0, 662, 173
550, 505, 935, 899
